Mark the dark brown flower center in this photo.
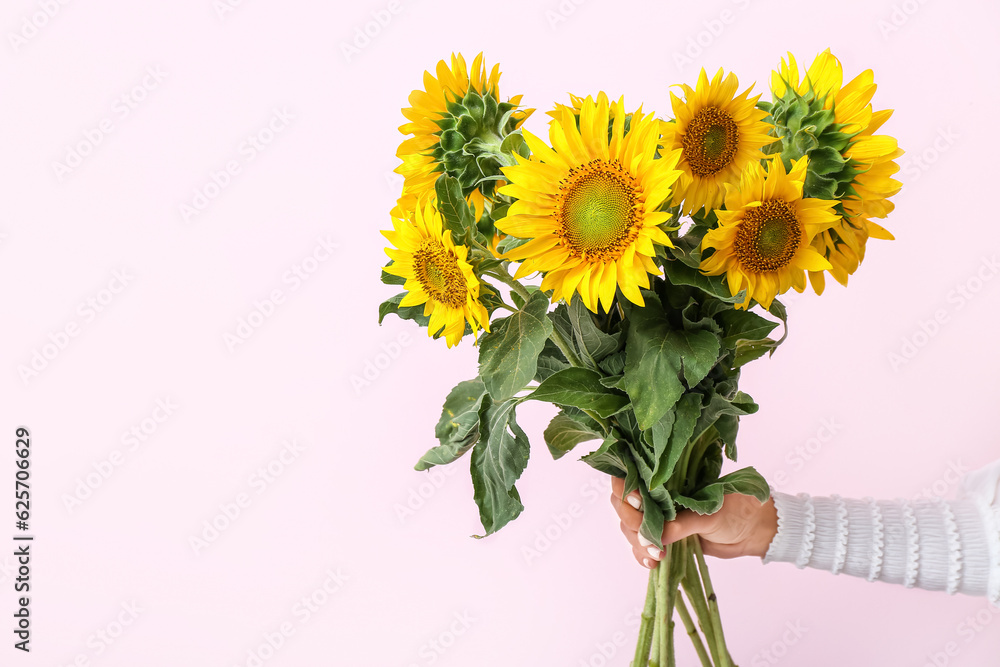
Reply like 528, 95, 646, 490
682, 106, 740, 177
733, 200, 801, 272
412, 239, 467, 308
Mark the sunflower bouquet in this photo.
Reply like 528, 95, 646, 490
379, 51, 902, 666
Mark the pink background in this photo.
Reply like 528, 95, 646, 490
2, 0, 999, 664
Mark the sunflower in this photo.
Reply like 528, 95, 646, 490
699, 157, 839, 310
495, 93, 683, 313
381, 194, 490, 348
770, 49, 903, 294
661, 68, 777, 216
393, 52, 530, 219
546, 93, 625, 122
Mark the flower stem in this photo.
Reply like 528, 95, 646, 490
680, 540, 720, 665
487, 266, 531, 302
548, 322, 584, 368
692, 537, 732, 667
674, 595, 713, 667
632, 567, 657, 667
664, 547, 677, 667
656, 549, 669, 660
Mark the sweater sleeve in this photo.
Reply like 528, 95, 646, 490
760, 459, 1000, 607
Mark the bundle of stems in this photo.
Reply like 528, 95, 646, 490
632, 535, 735, 667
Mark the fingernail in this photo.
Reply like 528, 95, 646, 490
626, 494, 641, 510
647, 546, 662, 558
638, 534, 653, 547
642, 558, 653, 569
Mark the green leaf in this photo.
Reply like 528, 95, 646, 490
713, 308, 780, 349
477, 284, 505, 316
543, 412, 602, 460
526, 367, 629, 418
470, 395, 530, 537
629, 436, 656, 490
656, 392, 702, 490
380, 261, 406, 286
717, 414, 740, 460
623, 295, 720, 430
679, 298, 723, 336
691, 389, 756, 446
766, 298, 789, 346
673, 486, 723, 515
550, 298, 620, 364
416, 379, 488, 470
716, 466, 771, 503
496, 234, 530, 255
673, 466, 771, 515
378, 292, 430, 328
534, 339, 570, 382
580, 433, 627, 476
662, 258, 746, 304
625, 453, 674, 550
598, 349, 626, 376
598, 374, 624, 389
665, 225, 707, 268
434, 175, 476, 245
733, 339, 778, 368
692, 438, 724, 490
478, 290, 553, 401
638, 483, 673, 550
646, 410, 677, 491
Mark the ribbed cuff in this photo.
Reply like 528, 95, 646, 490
761, 487, 992, 600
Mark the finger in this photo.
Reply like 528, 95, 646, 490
619, 520, 639, 548
609, 476, 642, 510
662, 509, 719, 547
609, 491, 643, 531
631, 544, 658, 569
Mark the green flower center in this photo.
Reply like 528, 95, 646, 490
682, 106, 740, 177
413, 239, 467, 308
733, 200, 801, 273
557, 159, 640, 261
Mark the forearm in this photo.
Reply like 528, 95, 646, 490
761, 489, 998, 602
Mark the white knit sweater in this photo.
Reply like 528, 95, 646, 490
761, 458, 1000, 607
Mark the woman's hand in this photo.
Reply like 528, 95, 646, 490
610, 476, 779, 568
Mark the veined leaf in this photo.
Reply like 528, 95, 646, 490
526, 367, 629, 418
478, 290, 553, 401
580, 433, 627, 476
470, 395, 530, 537
415, 378, 487, 471
434, 175, 476, 246
662, 258, 747, 304
673, 466, 771, 515
623, 295, 720, 430
543, 412, 602, 460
